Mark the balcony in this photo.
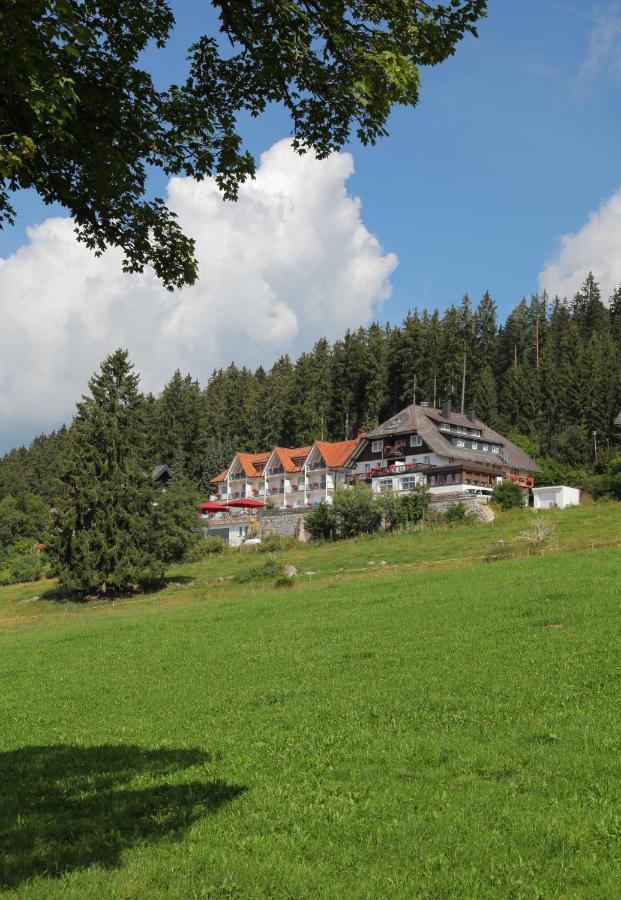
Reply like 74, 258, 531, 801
307, 482, 327, 491
382, 444, 407, 458
306, 463, 325, 471
347, 461, 427, 484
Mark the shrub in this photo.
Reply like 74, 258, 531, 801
519, 518, 556, 546
332, 484, 382, 539
374, 491, 401, 531
306, 485, 429, 541
398, 488, 430, 527
257, 533, 298, 553
233, 556, 281, 583
492, 480, 525, 511
184, 535, 228, 561
202, 536, 228, 555
443, 502, 471, 527
305, 501, 337, 541
587, 455, 621, 500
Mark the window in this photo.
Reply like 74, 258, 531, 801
456, 439, 465, 448
482, 444, 489, 452
401, 476, 418, 490
379, 479, 393, 492
424, 456, 431, 465
491, 446, 500, 454
364, 463, 371, 472
371, 440, 383, 453
409, 434, 422, 447
472, 442, 478, 450
439, 423, 450, 432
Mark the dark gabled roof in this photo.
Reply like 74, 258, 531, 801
361, 404, 541, 473
152, 464, 172, 482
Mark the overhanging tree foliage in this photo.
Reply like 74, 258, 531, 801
1, 0, 487, 289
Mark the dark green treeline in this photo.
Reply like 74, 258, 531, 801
2, 273, 621, 503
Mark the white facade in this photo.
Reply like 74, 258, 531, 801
532, 485, 580, 510
212, 444, 352, 508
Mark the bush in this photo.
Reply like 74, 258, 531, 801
0, 543, 46, 585
185, 535, 229, 561
305, 501, 337, 541
519, 518, 556, 546
492, 480, 525, 511
202, 536, 229, 555
233, 556, 281, 583
398, 488, 430, 527
587, 455, 621, 500
306, 485, 430, 541
257, 533, 298, 553
333, 484, 382, 539
443, 502, 471, 527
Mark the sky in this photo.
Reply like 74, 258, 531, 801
2, 0, 621, 452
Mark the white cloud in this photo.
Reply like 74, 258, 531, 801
0, 140, 397, 449
538, 186, 621, 302
578, 2, 621, 87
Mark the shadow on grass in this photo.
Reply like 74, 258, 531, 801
38, 575, 197, 605
0, 744, 246, 889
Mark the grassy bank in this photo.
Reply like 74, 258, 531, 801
1, 503, 620, 896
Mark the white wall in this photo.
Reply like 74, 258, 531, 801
532, 486, 580, 510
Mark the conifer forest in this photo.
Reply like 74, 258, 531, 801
2, 273, 621, 508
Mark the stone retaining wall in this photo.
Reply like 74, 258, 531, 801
257, 509, 310, 541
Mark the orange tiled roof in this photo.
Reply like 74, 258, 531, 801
237, 451, 271, 477
273, 446, 311, 473
314, 437, 361, 468
211, 467, 229, 483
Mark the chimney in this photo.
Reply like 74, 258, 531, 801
441, 398, 452, 419
467, 407, 476, 423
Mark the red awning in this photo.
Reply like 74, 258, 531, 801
225, 499, 266, 508
200, 502, 230, 512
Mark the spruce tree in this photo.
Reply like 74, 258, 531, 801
51, 350, 164, 595
151, 447, 201, 565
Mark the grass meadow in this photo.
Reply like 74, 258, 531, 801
1, 502, 620, 897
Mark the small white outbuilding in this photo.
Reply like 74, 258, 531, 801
532, 485, 581, 510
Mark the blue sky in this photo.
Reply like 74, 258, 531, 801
3, 0, 621, 452
6, 0, 621, 320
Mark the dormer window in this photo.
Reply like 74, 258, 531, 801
371, 440, 383, 453
439, 423, 450, 432
410, 434, 422, 447
456, 439, 465, 448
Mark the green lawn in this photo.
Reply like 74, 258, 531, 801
1, 506, 621, 897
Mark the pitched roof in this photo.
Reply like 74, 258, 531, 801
151, 464, 172, 482
272, 446, 312, 472
363, 404, 541, 473
211, 467, 229, 483
314, 438, 361, 468
236, 451, 271, 477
